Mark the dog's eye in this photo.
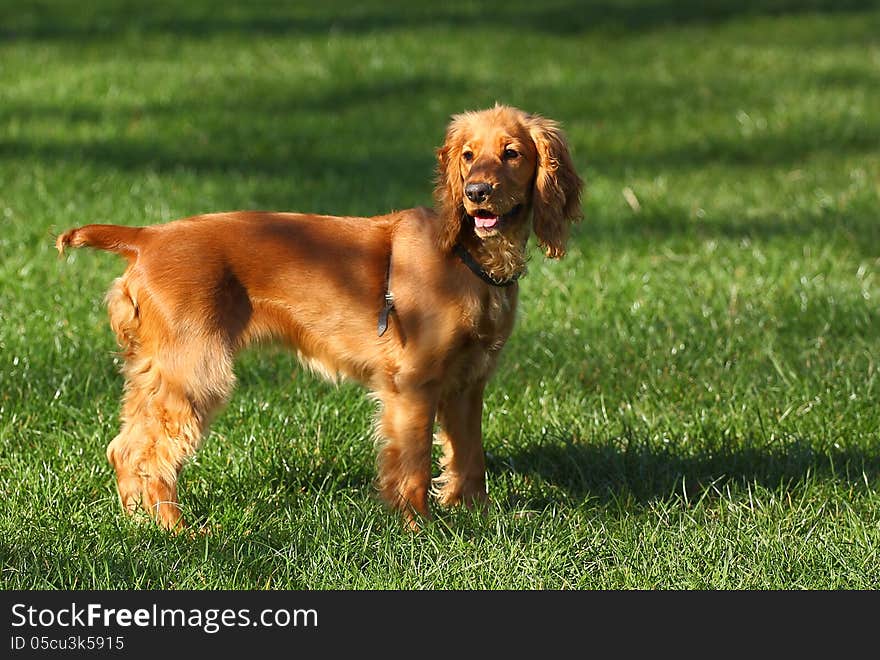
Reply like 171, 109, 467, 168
502, 148, 519, 160
462, 150, 474, 162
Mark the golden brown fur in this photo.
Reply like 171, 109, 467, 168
55, 105, 583, 530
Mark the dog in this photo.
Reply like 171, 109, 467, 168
56, 104, 583, 530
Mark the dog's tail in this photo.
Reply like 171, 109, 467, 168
55, 224, 144, 261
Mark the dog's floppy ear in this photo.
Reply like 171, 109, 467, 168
434, 116, 467, 253
527, 115, 583, 259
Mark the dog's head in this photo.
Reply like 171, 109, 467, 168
434, 105, 583, 259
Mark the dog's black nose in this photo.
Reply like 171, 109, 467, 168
465, 182, 493, 203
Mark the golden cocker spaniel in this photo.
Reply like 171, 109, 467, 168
56, 105, 583, 529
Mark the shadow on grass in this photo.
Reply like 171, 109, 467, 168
6, 115, 880, 252
190, 420, 879, 525
3, 0, 878, 41
590, 116, 880, 178
0, 73, 456, 215
495, 431, 879, 509
577, 201, 880, 255
4, 65, 879, 248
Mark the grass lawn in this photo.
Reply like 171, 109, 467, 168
1, 0, 879, 589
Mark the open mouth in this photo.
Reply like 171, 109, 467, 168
472, 209, 500, 230
468, 204, 523, 233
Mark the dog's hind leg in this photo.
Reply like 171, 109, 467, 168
104, 279, 234, 530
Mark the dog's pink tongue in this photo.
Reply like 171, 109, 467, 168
474, 215, 498, 229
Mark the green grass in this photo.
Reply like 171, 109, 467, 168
2, 0, 879, 589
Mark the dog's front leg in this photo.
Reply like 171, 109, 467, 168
434, 382, 489, 508
375, 385, 438, 528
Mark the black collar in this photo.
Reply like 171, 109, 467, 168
453, 243, 520, 288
